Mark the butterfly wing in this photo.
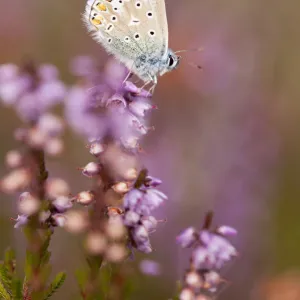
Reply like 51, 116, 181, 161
83, 0, 169, 82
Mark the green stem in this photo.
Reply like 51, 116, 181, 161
24, 148, 51, 300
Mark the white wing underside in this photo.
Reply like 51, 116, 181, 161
83, 0, 169, 81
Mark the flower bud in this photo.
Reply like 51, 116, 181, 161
5, 150, 23, 168
141, 216, 158, 232
77, 191, 95, 205
89, 142, 104, 157
123, 210, 140, 227
112, 182, 129, 194
37, 113, 64, 136
18, 192, 40, 215
216, 225, 237, 236
179, 288, 195, 300
45, 138, 64, 156
106, 217, 126, 240
14, 215, 28, 228
81, 162, 101, 177
46, 178, 70, 199
1, 168, 31, 193
52, 196, 73, 212
27, 128, 47, 148
52, 214, 66, 227
85, 232, 107, 255
105, 244, 127, 263
139, 260, 161, 276
185, 271, 203, 289
124, 168, 138, 180
64, 210, 89, 233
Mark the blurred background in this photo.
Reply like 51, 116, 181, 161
1, 0, 300, 299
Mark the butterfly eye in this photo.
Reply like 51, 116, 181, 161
168, 54, 179, 69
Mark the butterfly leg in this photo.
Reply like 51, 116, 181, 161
123, 62, 135, 84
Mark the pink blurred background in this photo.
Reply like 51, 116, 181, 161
1, 0, 300, 299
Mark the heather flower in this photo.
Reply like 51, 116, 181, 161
81, 162, 101, 177
18, 192, 40, 215
121, 171, 167, 254
85, 232, 108, 255
104, 244, 127, 263
0, 168, 31, 193
65, 57, 155, 149
5, 150, 23, 168
46, 178, 70, 199
177, 213, 237, 298
124, 186, 167, 216
0, 62, 66, 122
76, 190, 95, 205
64, 210, 89, 233
52, 196, 73, 213
139, 260, 161, 276
177, 227, 198, 248
14, 214, 28, 229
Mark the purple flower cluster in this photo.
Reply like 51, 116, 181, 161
12, 177, 73, 229
123, 175, 167, 253
65, 57, 154, 149
0, 62, 65, 122
177, 217, 237, 299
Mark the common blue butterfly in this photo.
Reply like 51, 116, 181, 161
83, 0, 179, 85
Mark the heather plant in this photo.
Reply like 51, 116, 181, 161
0, 58, 237, 300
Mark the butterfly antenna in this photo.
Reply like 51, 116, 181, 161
188, 62, 203, 70
175, 47, 204, 54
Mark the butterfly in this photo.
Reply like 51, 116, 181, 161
83, 0, 179, 86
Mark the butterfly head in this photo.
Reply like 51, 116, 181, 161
159, 49, 180, 77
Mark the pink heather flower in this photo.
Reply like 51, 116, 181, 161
176, 227, 198, 248
37, 113, 64, 136
199, 231, 237, 268
216, 225, 237, 236
145, 176, 162, 187
81, 162, 101, 177
14, 214, 28, 228
136, 240, 152, 254
124, 187, 167, 215
65, 57, 155, 149
0, 62, 66, 122
52, 196, 73, 213
123, 210, 140, 227
122, 172, 166, 254
177, 217, 237, 298
141, 216, 158, 232
128, 99, 153, 118
139, 260, 161, 276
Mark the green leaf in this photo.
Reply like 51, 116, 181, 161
43, 272, 66, 300
11, 279, 22, 300
0, 280, 11, 300
0, 264, 11, 293
4, 249, 15, 265
4, 248, 16, 280
75, 269, 88, 291
25, 250, 34, 278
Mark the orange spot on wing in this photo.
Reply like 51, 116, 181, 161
97, 3, 107, 11
91, 15, 104, 25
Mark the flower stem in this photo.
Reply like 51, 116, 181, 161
24, 147, 51, 300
